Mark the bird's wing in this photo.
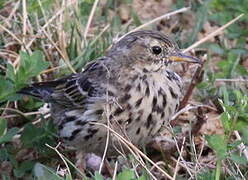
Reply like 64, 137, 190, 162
19, 57, 109, 107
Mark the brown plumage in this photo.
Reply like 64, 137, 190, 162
19, 30, 200, 155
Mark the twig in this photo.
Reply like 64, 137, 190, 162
179, 63, 204, 110
191, 107, 207, 135
183, 14, 244, 53
170, 104, 193, 121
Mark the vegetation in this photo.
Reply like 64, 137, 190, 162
0, 0, 247, 179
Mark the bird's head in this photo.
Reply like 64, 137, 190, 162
107, 30, 201, 66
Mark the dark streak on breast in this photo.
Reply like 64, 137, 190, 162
169, 86, 178, 99
146, 113, 153, 129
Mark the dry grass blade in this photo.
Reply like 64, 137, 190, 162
95, 123, 158, 179
41, 28, 76, 73
112, 161, 118, 180
173, 138, 186, 180
99, 105, 111, 174
1, 111, 41, 119
0, 24, 23, 44
46, 143, 72, 178
90, 24, 110, 46
41, 65, 65, 74
2, 1, 20, 28
26, 1, 76, 49
170, 104, 189, 120
94, 122, 174, 180
0, 107, 33, 118
84, 0, 99, 39
22, 0, 27, 46
215, 78, 248, 83
118, 7, 190, 41
183, 14, 244, 53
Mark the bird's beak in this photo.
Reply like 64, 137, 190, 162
168, 52, 201, 64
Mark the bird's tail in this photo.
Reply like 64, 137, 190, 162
18, 81, 61, 101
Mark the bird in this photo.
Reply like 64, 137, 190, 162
19, 30, 201, 155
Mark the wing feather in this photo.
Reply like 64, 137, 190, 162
18, 57, 110, 107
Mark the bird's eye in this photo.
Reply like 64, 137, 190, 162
151, 46, 162, 55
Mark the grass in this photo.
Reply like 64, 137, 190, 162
0, 0, 248, 179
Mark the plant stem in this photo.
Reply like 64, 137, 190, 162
215, 159, 221, 180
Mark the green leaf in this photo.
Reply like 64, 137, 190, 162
131, 10, 142, 26
229, 153, 248, 165
209, 43, 225, 55
6, 63, 15, 82
205, 134, 227, 160
0, 127, 19, 144
94, 172, 104, 180
0, 118, 7, 137
137, 175, 148, 180
221, 112, 232, 133
117, 169, 135, 180
13, 161, 35, 178
1, 174, 11, 180
187, 3, 208, 46
197, 82, 209, 89
197, 170, 215, 180
33, 163, 63, 180
21, 123, 44, 147
20, 122, 56, 154
27, 0, 54, 14
228, 140, 242, 149
0, 77, 15, 101
240, 128, 248, 145
172, 126, 182, 134
15, 51, 49, 88
0, 148, 10, 161
235, 116, 248, 130
65, 174, 73, 180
